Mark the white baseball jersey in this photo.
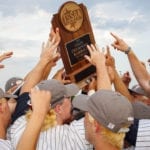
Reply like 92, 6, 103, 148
7, 116, 93, 150
135, 119, 150, 150
0, 139, 12, 150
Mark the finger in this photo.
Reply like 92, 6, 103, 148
52, 52, 61, 62
46, 39, 50, 48
4, 51, 13, 56
0, 64, 4, 68
50, 42, 59, 53
63, 79, 71, 84
87, 45, 92, 56
55, 28, 61, 42
49, 28, 55, 41
84, 55, 91, 63
111, 43, 118, 50
49, 38, 58, 51
91, 44, 96, 51
110, 32, 120, 40
106, 45, 111, 56
95, 44, 100, 52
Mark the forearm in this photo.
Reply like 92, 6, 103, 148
96, 62, 111, 90
16, 112, 45, 150
42, 62, 53, 80
113, 69, 133, 102
127, 50, 150, 93
20, 59, 49, 94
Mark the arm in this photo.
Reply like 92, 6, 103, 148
0, 51, 13, 69
16, 88, 51, 150
41, 28, 61, 80
20, 29, 60, 94
111, 32, 150, 95
113, 69, 133, 102
85, 44, 111, 90
105, 47, 133, 102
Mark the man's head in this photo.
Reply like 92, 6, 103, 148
36, 79, 80, 124
5, 77, 23, 94
129, 84, 148, 102
0, 88, 17, 128
72, 90, 134, 147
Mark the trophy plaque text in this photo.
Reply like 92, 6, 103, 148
52, 1, 96, 87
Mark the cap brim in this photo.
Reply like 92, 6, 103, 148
128, 88, 143, 96
12, 81, 24, 95
4, 93, 18, 99
128, 88, 147, 96
65, 84, 80, 97
72, 94, 89, 111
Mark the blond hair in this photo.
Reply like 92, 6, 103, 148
100, 125, 125, 150
88, 113, 125, 150
26, 109, 57, 131
0, 98, 7, 103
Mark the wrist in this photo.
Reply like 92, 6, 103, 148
32, 110, 47, 119
124, 47, 132, 55
96, 61, 105, 67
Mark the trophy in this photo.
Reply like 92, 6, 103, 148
52, 1, 96, 87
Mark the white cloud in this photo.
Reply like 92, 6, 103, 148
0, 7, 52, 58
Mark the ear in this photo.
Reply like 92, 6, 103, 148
94, 120, 100, 133
54, 104, 62, 114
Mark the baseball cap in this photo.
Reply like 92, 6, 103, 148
0, 88, 18, 99
128, 84, 147, 96
132, 101, 150, 119
36, 79, 80, 107
72, 90, 134, 133
5, 77, 23, 92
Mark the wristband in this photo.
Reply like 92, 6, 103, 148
125, 47, 131, 54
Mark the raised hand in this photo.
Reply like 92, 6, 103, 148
0, 51, 13, 69
30, 88, 51, 115
40, 28, 61, 65
110, 32, 129, 52
121, 71, 131, 88
105, 46, 115, 68
84, 44, 106, 66
52, 68, 71, 84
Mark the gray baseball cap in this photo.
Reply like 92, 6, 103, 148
72, 90, 134, 133
128, 84, 147, 96
0, 88, 18, 99
5, 77, 23, 92
132, 101, 150, 119
36, 79, 80, 107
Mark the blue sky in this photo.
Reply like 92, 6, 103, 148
0, 0, 150, 89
